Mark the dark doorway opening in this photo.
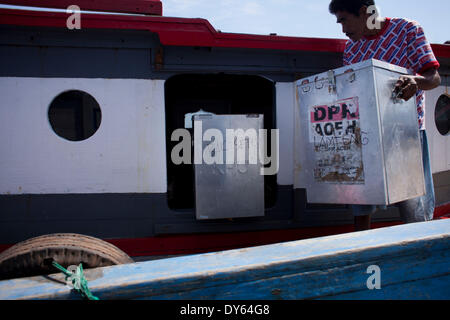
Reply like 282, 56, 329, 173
165, 74, 277, 210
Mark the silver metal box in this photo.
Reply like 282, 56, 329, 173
296, 59, 425, 205
193, 114, 265, 220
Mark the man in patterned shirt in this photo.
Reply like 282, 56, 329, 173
328, 0, 441, 231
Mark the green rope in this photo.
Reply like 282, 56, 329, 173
52, 261, 99, 300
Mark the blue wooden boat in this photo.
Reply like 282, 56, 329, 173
0, 219, 448, 300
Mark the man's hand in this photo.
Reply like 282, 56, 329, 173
393, 68, 441, 101
394, 75, 418, 101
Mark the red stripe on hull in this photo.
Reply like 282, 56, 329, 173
434, 202, 450, 219
105, 221, 403, 257
0, 222, 401, 257
0, 8, 349, 53
1, 9, 448, 57
1, 202, 449, 257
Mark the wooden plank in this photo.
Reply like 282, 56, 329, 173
0, 0, 163, 16
0, 219, 449, 300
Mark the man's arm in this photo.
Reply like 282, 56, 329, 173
394, 67, 441, 102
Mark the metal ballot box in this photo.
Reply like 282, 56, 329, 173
193, 114, 265, 220
296, 59, 425, 205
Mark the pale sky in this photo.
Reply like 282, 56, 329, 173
1, 1, 448, 44
162, 0, 449, 44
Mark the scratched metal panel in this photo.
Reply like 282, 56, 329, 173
193, 114, 264, 220
296, 59, 425, 205
375, 67, 426, 204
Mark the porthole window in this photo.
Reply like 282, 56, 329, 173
48, 90, 102, 141
435, 94, 450, 136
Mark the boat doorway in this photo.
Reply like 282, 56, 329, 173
165, 74, 277, 210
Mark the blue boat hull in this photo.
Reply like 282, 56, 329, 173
0, 219, 449, 300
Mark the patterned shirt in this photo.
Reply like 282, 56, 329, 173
343, 18, 440, 130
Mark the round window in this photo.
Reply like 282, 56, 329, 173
435, 94, 450, 136
48, 90, 102, 141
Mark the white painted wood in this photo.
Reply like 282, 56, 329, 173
293, 81, 307, 189
0, 77, 167, 194
425, 84, 450, 174
275, 82, 295, 186
447, 138, 450, 168
1, 77, 446, 195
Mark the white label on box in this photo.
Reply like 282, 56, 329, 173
309, 97, 367, 184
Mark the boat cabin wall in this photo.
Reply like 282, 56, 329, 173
0, 26, 448, 202
0, 25, 344, 196
0, 25, 448, 245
